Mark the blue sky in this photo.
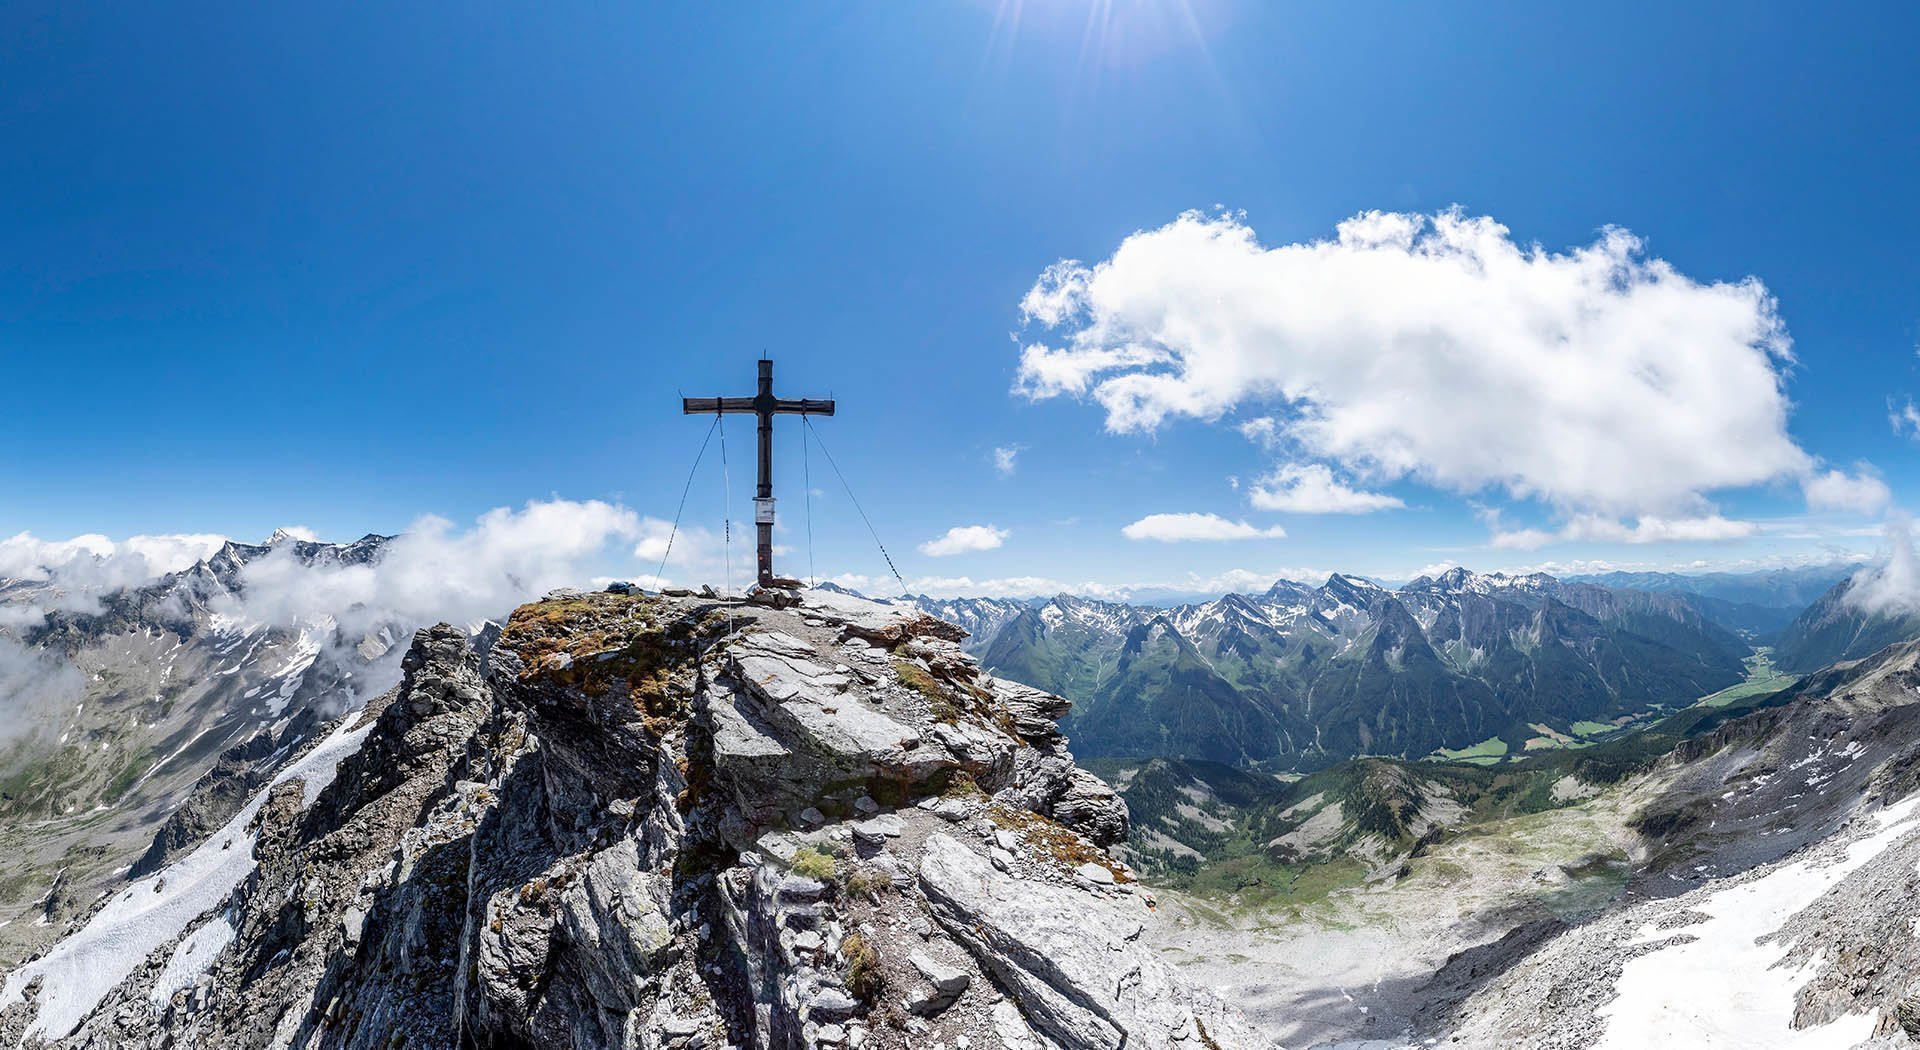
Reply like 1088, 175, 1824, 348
3, 2, 1918, 597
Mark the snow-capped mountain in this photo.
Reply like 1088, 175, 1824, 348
955, 568, 1750, 768
895, 592, 1032, 644
0, 534, 407, 967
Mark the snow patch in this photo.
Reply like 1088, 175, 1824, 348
147, 914, 235, 1009
0, 711, 372, 1041
1597, 794, 1920, 1049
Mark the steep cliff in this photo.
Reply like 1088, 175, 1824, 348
0, 587, 1261, 1050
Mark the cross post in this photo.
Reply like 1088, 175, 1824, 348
683, 359, 834, 588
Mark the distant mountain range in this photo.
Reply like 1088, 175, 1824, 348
0, 532, 407, 965
868, 568, 1797, 770
1566, 563, 1862, 633
1770, 572, 1920, 672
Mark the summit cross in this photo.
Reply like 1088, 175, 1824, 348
683, 359, 834, 588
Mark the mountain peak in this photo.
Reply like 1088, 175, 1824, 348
1263, 578, 1317, 601
1321, 572, 1388, 600
1403, 567, 1559, 595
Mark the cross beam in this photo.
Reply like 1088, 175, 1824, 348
683, 359, 834, 588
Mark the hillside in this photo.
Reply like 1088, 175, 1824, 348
1123, 632, 1920, 1046
1772, 573, 1920, 672
0, 534, 407, 966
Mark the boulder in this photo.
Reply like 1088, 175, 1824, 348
918, 834, 1265, 1050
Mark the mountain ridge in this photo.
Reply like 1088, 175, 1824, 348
0, 586, 1266, 1050
888, 568, 1753, 769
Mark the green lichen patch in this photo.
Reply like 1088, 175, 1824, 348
986, 802, 1129, 883
500, 592, 714, 735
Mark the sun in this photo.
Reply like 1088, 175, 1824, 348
981, 0, 1226, 75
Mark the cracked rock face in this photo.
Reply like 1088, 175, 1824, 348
918, 834, 1257, 1050
1, 587, 1246, 1050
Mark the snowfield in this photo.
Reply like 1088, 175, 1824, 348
0, 712, 373, 1042
1597, 794, 1920, 1049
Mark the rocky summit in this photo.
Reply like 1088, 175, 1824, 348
0, 587, 1261, 1050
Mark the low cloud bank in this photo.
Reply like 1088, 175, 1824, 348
0, 532, 228, 622
212, 500, 650, 636
0, 500, 716, 729
0, 635, 85, 745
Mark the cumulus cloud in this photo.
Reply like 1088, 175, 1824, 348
0, 500, 668, 731
1803, 469, 1893, 515
1248, 464, 1404, 514
1175, 566, 1333, 593
1488, 527, 1558, 551
1016, 208, 1826, 529
1121, 513, 1286, 542
918, 525, 1010, 558
991, 446, 1022, 476
1562, 514, 1760, 544
907, 575, 1132, 600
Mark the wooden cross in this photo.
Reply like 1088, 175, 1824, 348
683, 359, 834, 588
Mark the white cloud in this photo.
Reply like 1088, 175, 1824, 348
1843, 516, 1920, 618
0, 635, 84, 744
1490, 514, 1759, 549
1400, 549, 1871, 583
1174, 566, 1333, 593
215, 499, 645, 634
0, 501, 656, 730
1237, 417, 1281, 448
632, 517, 723, 571
918, 525, 1010, 557
1561, 514, 1760, 544
991, 446, 1022, 476
1016, 208, 1816, 522
910, 575, 1132, 599
1489, 527, 1557, 551
0, 531, 229, 619
1248, 463, 1404, 514
1891, 399, 1920, 440
1121, 513, 1286, 542
1802, 468, 1892, 516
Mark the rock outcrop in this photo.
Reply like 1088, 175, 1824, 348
0, 587, 1255, 1050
